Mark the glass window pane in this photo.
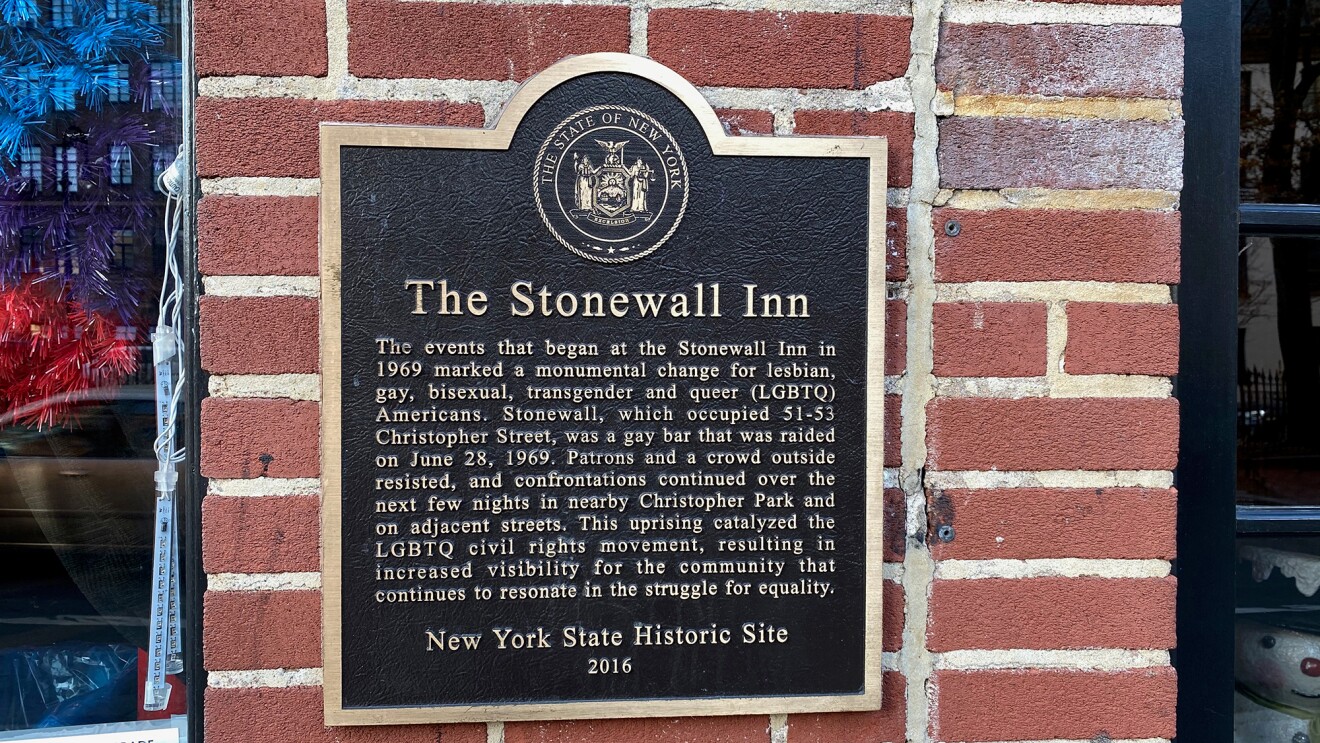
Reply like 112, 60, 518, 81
108, 64, 131, 104
1238, 237, 1320, 505
1241, 0, 1320, 204
1236, 538, 1320, 738
50, 0, 74, 28
0, 0, 188, 732
17, 145, 43, 190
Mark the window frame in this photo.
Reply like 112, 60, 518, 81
1175, 0, 1241, 739
108, 63, 132, 104
50, 0, 74, 28
54, 144, 78, 191
18, 143, 44, 189
110, 143, 133, 185
180, 0, 204, 738
1175, 0, 1320, 735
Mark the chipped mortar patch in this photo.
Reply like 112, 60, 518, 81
934, 648, 1171, 671
925, 470, 1175, 489
937, 188, 1180, 211
207, 668, 324, 688
208, 572, 323, 591
935, 558, 1171, 580
934, 281, 1172, 304
202, 275, 321, 297
207, 477, 321, 497
209, 374, 322, 401
200, 177, 320, 196
944, 0, 1181, 26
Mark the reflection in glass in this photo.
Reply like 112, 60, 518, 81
1242, 0, 1320, 204
1237, 237, 1320, 506
1237, 540, 1320, 741
1238, 0, 1320, 508
0, 0, 185, 732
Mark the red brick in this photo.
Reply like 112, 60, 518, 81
195, 0, 327, 77
789, 671, 906, 743
196, 98, 484, 178
348, 1, 628, 81
928, 487, 1176, 560
934, 668, 1176, 741
206, 686, 485, 743
648, 10, 911, 89
885, 394, 901, 467
938, 24, 1183, 98
886, 300, 906, 376
204, 590, 320, 670
199, 296, 319, 375
794, 110, 914, 188
933, 208, 1181, 284
884, 487, 906, 562
932, 302, 1047, 377
883, 580, 903, 651
201, 398, 320, 478
199, 196, 319, 276
926, 397, 1178, 471
929, 577, 1176, 651
716, 108, 775, 135
1066, 302, 1180, 375
202, 495, 320, 573
505, 716, 768, 743
887, 208, 907, 281
938, 118, 1183, 190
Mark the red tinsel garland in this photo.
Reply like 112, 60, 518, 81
0, 279, 139, 428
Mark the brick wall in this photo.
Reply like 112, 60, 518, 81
195, 0, 1183, 740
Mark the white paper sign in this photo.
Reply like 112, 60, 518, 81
6, 728, 179, 743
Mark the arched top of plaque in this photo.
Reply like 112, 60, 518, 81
319, 52, 887, 163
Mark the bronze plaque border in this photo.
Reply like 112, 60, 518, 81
319, 52, 888, 725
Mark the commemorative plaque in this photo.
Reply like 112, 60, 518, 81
320, 53, 887, 724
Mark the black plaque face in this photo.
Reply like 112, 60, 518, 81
320, 54, 886, 724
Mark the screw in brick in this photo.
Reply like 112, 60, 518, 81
944, 220, 961, 237
936, 524, 955, 543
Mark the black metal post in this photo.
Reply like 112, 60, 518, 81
1175, 0, 1241, 737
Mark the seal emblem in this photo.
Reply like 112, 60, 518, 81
534, 105, 689, 263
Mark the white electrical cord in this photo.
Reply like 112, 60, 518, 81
155, 150, 187, 467
144, 147, 187, 711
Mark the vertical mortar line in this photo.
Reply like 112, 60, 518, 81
1045, 299, 1069, 391
326, 0, 350, 86
900, 0, 943, 737
772, 105, 795, 136
486, 720, 505, 743
630, 3, 649, 56
769, 713, 788, 743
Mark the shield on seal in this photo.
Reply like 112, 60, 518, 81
592, 140, 632, 219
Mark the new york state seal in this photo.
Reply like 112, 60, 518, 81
534, 105, 689, 263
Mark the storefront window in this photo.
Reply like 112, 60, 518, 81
0, 0, 188, 737
1236, 0, 1320, 739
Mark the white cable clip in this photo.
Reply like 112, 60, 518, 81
154, 465, 178, 497
153, 327, 177, 365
